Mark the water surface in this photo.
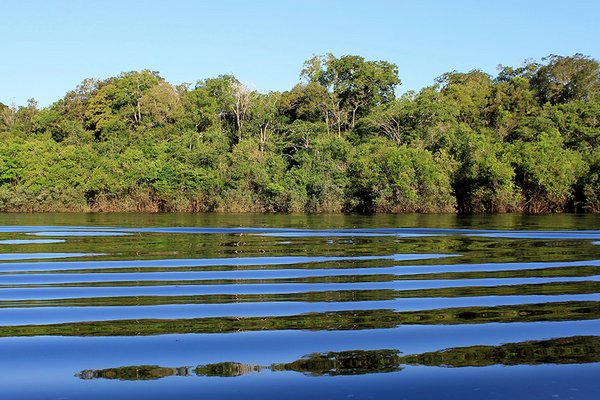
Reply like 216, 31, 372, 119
1, 213, 599, 399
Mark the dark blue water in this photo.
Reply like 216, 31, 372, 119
0, 213, 599, 399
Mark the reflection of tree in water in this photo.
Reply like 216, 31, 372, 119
9, 301, 600, 338
271, 349, 401, 376
77, 336, 600, 380
11, 280, 600, 308
402, 336, 600, 367
78, 365, 190, 380
194, 362, 261, 377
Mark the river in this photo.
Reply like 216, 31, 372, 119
0, 213, 599, 399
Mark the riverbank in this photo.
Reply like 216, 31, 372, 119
1, 54, 598, 214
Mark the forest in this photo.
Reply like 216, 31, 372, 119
0, 53, 599, 213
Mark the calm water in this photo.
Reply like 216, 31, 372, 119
1, 213, 600, 399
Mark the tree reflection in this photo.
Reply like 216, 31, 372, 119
77, 336, 600, 380
6, 301, 600, 337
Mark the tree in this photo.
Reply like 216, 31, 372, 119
84, 70, 163, 139
114, 70, 163, 125
284, 120, 327, 153
489, 74, 539, 138
546, 100, 600, 151
0, 102, 16, 132
280, 82, 329, 123
196, 75, 256, 144
288, 134, 352, 212
511, 131, 585, 212
248, 92, 283, 153
579, 150, 600, 212
532, 54, 600, 104
140, 82, 184, 128
302, 54, 401, 131
0, 53, 599, 214
230, 81, 256, 143
452, 130, 520, 213
437, 70, 493, 127
348, 138, 455, 213
59, 78, 100, 122
13, 98, 39, 134
180, 84, 220, 134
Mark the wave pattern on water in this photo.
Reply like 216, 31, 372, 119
1, 220, 600, 399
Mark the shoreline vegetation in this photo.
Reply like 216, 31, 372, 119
1, 54, 599, 214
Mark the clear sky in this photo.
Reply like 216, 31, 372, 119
2, 0, 599, 107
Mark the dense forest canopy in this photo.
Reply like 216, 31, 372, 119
1, 53, 599, 213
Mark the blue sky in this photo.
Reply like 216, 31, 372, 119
2, 0, 599, 107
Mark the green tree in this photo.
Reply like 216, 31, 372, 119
13, 98, 39, 134
532, 54, 600, 104
0, 102, 16, 132
489, 73, 540, 138
140, 82, 184, 128
280, 82, 330, 123
248, 92, 284, 153
302, 54, 401, 130
84, 70, 162, 139
0, 53, 599, 214
195, 75, 256, 144
437, 70, 493, 127
511, 132, 585, 212
348, 138, 455, 213
453, 129, 520, 213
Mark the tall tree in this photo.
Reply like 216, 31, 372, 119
230, 81, 255, 143
437, 70, 493, 127
302, 54, 401, 131
249, 92, 282, 153
0, 102, 16, 132
532, 54, 600, 104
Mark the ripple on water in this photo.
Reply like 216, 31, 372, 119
0, 220, 600, 400
0, 239, 66, 244
27, 231, 131, 237
0, 253, 104, 261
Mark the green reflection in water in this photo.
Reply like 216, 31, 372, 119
272, 349, 402, 376
194, 362, 262, 377
3, 281, 600, 309
78, 366, 192, 380
5, 265, 600, 289
3, 301, 599, 337
1, 229, 599, 269
0, 212, 598, 231
77, 335, 600, 380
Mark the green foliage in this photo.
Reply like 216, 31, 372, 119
286, 133, 351, 212
511, 132, 585, 212
302, 54, 401, 130
532, 54, 600, 104
348, 138, 455, 213
0, 53, 598, 213
453, 129, 521, 213
489, 75, 540, 138
579, 150, 600, 212
280, 82, 329, 123
0, 103, 16, 132
437, 70, 494, 127
0, 141, 23, 187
